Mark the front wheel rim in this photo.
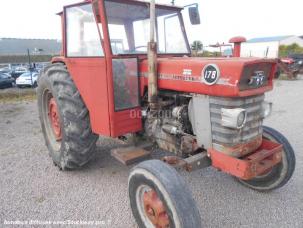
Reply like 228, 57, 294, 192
136, 185, 170, 228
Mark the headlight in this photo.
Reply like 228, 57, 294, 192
261, 101, 272, 118
237, 111, 246, 127
221, 108, 247, 129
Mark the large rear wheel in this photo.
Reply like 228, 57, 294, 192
237, 126, 296, 191
129, 160, 202, 228
37, 63, 98, 170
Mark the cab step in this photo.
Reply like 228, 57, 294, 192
111, 147, 151, 165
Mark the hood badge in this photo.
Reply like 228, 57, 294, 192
249, 71, 265, 87
183, 69, 192, 76
202, 64, 220, 85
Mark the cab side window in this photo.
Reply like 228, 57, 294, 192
66, 4, 104, 57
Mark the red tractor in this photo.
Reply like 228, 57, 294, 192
37, 0, 296, 227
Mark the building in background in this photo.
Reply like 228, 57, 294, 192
240, 35, 303, 58
0, 38, 61, 64
0, 38, 61, 55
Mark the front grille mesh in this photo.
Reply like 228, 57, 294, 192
209, 95, 264, 146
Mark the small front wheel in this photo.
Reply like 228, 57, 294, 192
128, 160, 201, 228
238, 126, 296, 191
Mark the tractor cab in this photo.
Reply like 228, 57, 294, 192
54, 0, 198, 137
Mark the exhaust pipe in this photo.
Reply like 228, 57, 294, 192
229, 36, 246, 58
148, 0, 158, 106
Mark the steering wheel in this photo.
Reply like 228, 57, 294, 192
134, 46, 148, 51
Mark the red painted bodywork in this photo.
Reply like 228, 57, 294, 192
52, 0, 277, 140
138, 57, 276, 97
53, 53, 276, 137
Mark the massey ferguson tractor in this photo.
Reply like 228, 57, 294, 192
37, 0, 296, 227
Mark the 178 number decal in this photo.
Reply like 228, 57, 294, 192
202, 64, 220, 85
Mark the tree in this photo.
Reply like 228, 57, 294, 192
191, 40, 203, 56
279, 43, 303, 57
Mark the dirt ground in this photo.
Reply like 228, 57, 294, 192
0, 88, 36, 103
0, 79, 303, 228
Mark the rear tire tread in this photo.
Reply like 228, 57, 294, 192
38, 63, 98, 170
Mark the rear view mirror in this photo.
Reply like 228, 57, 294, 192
189, 6, 200, 25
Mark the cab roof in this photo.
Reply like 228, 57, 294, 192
58, 0, 183, 17
80, 0, 183, 10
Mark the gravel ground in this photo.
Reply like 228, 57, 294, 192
0, 79, 302, 228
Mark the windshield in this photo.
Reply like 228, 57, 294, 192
104, 0, 189, 55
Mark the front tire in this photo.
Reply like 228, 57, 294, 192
37, 63, 98, 170
238, 126, 296, 191
129, 160, 202, 228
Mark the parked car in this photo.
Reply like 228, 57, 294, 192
276, 54, 303, 79
0, 73, 15, 89
16, 72, 39, 88
11, 67, 28, 79
0, 67, 13, 77
289, 54, 303, 64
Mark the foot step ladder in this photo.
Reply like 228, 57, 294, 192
111, 146, 151, 165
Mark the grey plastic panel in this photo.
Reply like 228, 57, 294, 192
188, 95, 212, 149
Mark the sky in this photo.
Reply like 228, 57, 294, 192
0, 0, 302, 45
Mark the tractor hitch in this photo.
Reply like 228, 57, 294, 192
162, 152, 211, 172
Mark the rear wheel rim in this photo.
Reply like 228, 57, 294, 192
42, 89, 62, 152
136, 185, 170, 228
48, 97, 62, 141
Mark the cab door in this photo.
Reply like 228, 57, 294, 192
98, 0, 142, 137
108, 57, 142, 137
63, 2, 111, 136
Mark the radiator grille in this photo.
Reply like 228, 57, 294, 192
209, 95, 264, 146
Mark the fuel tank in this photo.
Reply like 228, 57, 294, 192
139, 57, 277, 97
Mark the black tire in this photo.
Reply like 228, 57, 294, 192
238, 126, 296, 191
129, 160, 202, 228
37, 63, 98, 170
33, 81, 38, 88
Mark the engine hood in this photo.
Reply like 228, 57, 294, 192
139, 57, 277, 97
